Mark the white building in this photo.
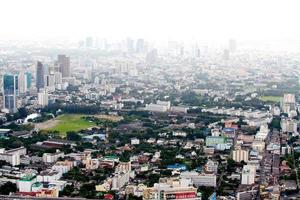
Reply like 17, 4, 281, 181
51, 161, 73, 174
157, 100, 171, 110
131, 138, 140, 145
170, 106, 188, 113
111, 161, 132, 190
252, 140, 265, 153
255, 124, 269, 141
143, 178, 200, 200
281, 118, 297, 133
37, 170, 62, 182
0, 147, 26, 166
204, 160, 218, 174
145, 100, 171, 112
180, 171, 217, 187
145, 104, 168, 112
38, 89, 49, 106
112, 171, 130, 190
18, 174, 37, 192
281, 94, 296, 114
241, 165, 256, 185
43, 151, 64, 163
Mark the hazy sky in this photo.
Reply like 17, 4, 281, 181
1, 0, 300, 42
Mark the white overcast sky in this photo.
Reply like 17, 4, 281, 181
1, 0, 300, 42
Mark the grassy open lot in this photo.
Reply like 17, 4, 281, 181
259, 95, 282, 103
44, 114, 96, 135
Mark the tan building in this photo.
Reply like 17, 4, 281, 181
57, 55, 70, 77
232, 148, 249, 163
143, 178, 201, 200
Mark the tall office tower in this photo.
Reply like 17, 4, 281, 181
18, 71, 27, 94
223, 49, 230, 60
25, 72, 32, 90
54, 72, 62, 84
126, 38, 134, 54
3, 74, 18, 113
57, 55, 70, 78
44, 74, 56, 91
36, 61, 45, 91
38, 89, 49, 106
136, 38, 145, 53
281, 94, 296, 113
229, 39, 237, 53
85, 37, 93, 48
146, 49, 158, 65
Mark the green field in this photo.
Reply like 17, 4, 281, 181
45, 114, 96, 135
259, 96, 282, 102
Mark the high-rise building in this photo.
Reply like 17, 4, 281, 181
281, 118, 297, 133
136, 38, 145, 53
85, 37, 93, 48
18, 71, 27, 94
126, 38, 134, 54
146, 49, 158, 65
19, 71, 32, 93
25, 72, 32, 90
241, 165, 256, 185
232, 148, 249, 163
223, 49, 230, 60
54, 71, 62, 84
36, 61, 45, 91
57, 55, 70, 78
38, 89, 49, 106
229, 39, 237, 53
44, 74, 55, 91
281, 94, 296, 114
3, 74, 18, 113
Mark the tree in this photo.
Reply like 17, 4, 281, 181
79, 183, 96, 198
60, 184, 74, 197
66, 132, 82, 141
0, 182, 17, 195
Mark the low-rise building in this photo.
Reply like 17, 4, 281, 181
180, 171, 217, 187
143, 177, 201, 200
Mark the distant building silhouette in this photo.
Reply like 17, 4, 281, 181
3, 74, 18, 113
58, 55, 70, 77
36, 61, 45, 91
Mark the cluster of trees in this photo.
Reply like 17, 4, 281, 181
0, 182, 17, 195
0, 123, 34, 132
43, 103, 104, 115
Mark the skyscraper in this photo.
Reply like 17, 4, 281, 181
36, 61, 45, 91
25, 72, 32, 90
281, 94, 296, 114
136, 39, 145, 53
223, 49, 230, 60
38, 89, 49, 106
85, 37, 93, 48
229, 39, 237, 53
126, 38, 134, 54
57, 55, 70, 78
18, 71, 27, 94
3, 74, 18, 113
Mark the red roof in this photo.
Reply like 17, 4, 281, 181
104, 194, 114, 200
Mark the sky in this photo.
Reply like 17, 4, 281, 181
1, 0, 300, 42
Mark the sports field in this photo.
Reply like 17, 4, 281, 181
42, 114, 96, 135
259, 96, 282, 103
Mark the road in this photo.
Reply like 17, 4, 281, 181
0, 195, 91, 200
257, 130, 273, 200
